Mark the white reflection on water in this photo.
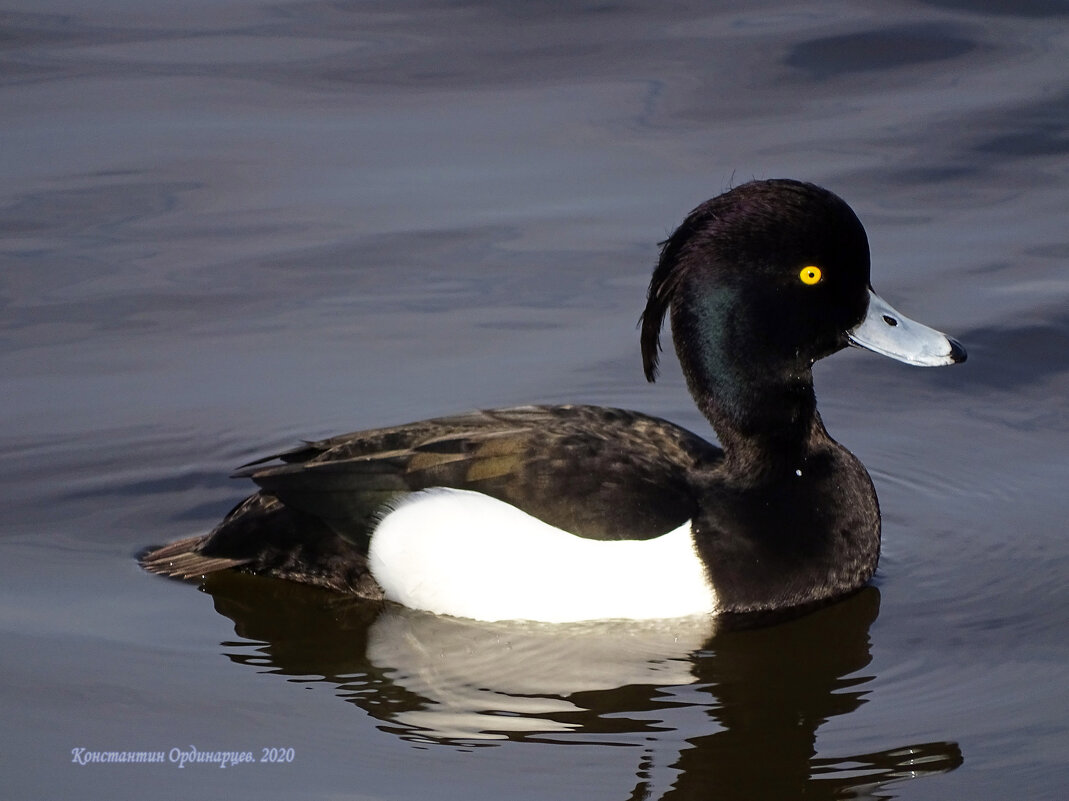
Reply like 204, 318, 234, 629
366, 608, 715, 739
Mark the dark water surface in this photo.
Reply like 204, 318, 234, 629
2, 1, 1067, 799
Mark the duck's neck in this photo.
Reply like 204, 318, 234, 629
672, 293, 823, 479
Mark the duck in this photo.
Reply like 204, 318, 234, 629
140, 179, 966, 623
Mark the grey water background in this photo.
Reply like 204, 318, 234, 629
2, 0, 1067, 798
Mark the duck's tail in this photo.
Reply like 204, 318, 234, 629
138, 492, 384, 597
138, 535, 249, 580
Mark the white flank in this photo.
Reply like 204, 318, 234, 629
368, 488, 718, 623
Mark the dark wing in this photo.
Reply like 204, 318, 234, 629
239, 404, 720, 542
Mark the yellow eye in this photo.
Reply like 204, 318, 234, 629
799, 265, 822, 285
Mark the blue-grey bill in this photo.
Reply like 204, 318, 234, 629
848, 289, 967, 366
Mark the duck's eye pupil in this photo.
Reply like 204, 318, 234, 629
799, 266, 822, 285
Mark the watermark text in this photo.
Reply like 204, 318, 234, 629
70, 745, 295, 768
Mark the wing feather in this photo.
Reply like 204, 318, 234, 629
232, 405, 719, 542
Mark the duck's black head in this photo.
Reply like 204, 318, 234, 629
642, 179, 872, 383
641, 179, 964, 451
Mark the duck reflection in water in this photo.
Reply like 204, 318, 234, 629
202, 574, 962, 799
